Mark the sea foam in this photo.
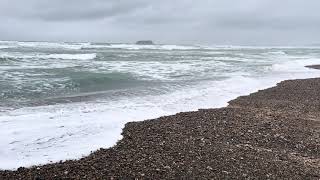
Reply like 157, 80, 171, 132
42, 53, 97, 60
0, 52, 96, 60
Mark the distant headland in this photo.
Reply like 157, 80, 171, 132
135, 40, 154, 45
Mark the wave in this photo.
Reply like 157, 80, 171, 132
16, 42, 89, 50
271, 58, 320, 73
0, 45, 15, 49
42, 53, 96, 60
0, 52, 97, 60
67, 71, 138, 92
103, 44, 201, 50
262, 51, 287, 56
3, 40, 320, 51
83, 44, 320, 51
0, 41, 90, 50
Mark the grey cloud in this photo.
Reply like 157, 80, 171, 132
0, 0, 148, 21
0, 0, 320, 45
216, 16, 320, 30
34, 0, 148, 21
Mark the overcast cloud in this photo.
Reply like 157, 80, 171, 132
0, 0, 319, 45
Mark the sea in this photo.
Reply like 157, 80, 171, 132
1, 40, 320, 169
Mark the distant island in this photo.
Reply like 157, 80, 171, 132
136, 40, 154, 45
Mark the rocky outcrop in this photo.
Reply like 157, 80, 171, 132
136, 40, 154, 45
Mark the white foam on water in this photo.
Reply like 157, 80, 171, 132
42, 53, 97, 60
1, 56, 320, 170
0, 52, 96, 60
16, 42, 90, 50
264, 51, 287, 55
204, 45, 320, 50
3, 40, 320, 51
159, 45, 200, 50
0, 45, 14, 49
271, 58, 320, 73
107, 44, 200, 50
93, 58, 232, 81
2, 40, 320, 51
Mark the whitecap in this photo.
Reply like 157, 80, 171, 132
0, 52, 96, 60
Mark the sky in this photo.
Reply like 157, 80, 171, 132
0, 0, 319, 45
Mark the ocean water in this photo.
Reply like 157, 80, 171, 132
1, 41, 320, 169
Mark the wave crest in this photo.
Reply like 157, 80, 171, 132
0, 53, 97, 60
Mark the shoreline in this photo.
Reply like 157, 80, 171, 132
1, 65, 320, 179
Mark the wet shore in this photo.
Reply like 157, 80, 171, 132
1, 66, 320, 179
